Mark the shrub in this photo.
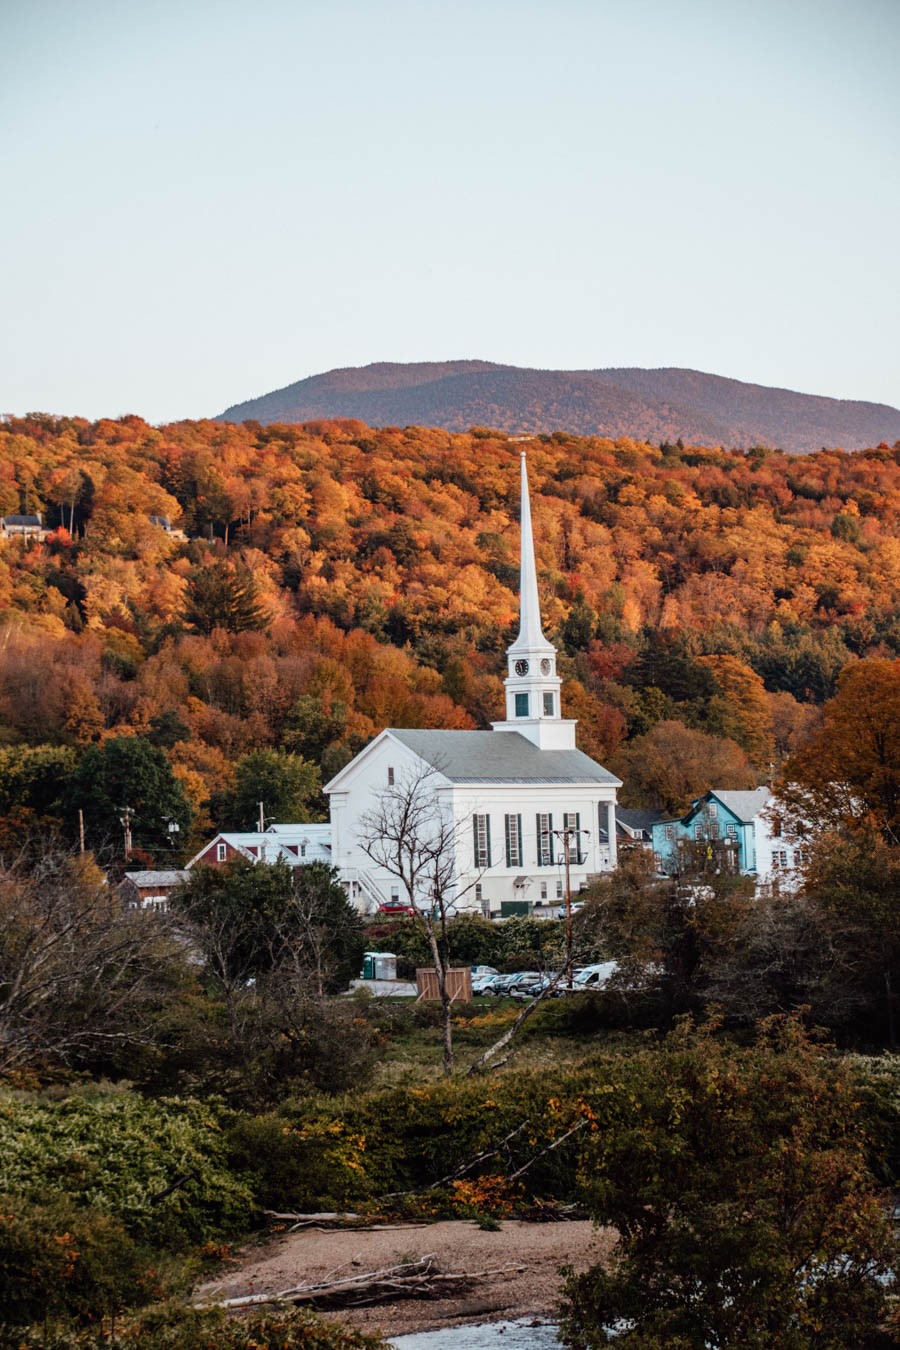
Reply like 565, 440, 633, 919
0, 1195, 152, 1328
0, 1090, 254, 1247
0, 1303, 385, 1349
561, 1018, 895, 1350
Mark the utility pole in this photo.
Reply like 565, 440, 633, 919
552, 823, 589, 991
120, 805, 132, 860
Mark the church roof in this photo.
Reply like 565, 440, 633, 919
388, 729, 621, 786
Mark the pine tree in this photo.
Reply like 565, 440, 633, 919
182, 561, 267, 635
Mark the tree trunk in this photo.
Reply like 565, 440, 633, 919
886, 966, 896, 1050
426, 926, 453, 1074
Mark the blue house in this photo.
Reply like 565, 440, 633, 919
651, 787, 772, 878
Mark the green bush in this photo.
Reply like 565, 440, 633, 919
0, 1303, 385, 1350
227, 1064, 625, 1213
0, 1090, 254, 1247
0, 1195, 152, 1328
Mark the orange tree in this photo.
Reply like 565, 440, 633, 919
779, 658, 900, 843
560, 1017, 895, 1350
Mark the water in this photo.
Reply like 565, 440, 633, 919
388, 1319, 560, 1349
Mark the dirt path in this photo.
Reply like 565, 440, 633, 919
195, 1219, 613, 1337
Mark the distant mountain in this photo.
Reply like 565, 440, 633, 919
217, 361, 900, 454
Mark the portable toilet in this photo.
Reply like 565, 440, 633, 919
374, 952, 397, 980
362, 952, 377, 980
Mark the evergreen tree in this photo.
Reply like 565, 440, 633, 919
182, 561, 267, 635
64, 737, 193, 859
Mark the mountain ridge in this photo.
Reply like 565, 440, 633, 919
217, 361, 900, 455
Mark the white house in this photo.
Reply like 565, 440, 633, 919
325, 453, 621, 917
187, 822, 332, 869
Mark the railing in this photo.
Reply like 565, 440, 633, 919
341, 867, 387, 914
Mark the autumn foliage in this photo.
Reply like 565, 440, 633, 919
1, 413, 899, 854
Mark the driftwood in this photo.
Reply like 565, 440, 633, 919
262, 1209, 426, 1231
202, 1255, 526, 1310
377, 1118, 531, 1200
508, 1118, 589, 1180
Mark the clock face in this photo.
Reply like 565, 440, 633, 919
540, 658, 552, 675
514, 659, 529, 676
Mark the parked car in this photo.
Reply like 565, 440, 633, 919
471, 964, 499, 978
569, 960, 618, 989
471, 973, 502, 995
506, 971, 544, 998
484, 973, 521, 997
511, 971, 561, 999
376, 902, 417, 916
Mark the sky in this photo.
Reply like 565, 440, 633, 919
2, 0, 898, 424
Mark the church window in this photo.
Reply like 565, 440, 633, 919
473, 814, 491, 868
505, 814, 523, 867
564, 812, 582, 863
543, 692, 554, 716
537, 813, 553, 866
515, 692, 530, 718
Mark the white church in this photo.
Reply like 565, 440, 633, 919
324, 454, 622, 918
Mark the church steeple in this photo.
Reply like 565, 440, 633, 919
492, 453, 577, 750
509, 452, 555, 659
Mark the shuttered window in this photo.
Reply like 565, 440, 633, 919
537, 812, 553, 866
564, 812, 583, 863
505, 814, 523, 867
473, 814, 491, 868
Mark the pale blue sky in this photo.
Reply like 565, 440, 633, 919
2, 0, 898, 423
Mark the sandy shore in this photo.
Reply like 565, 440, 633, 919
195, 1219, 612, 1337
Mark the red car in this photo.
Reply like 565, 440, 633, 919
376, 902, 417, 916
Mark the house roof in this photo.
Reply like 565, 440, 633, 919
386, 729, 621, 786
185, 829, 331, 869
709, 787, 771, 823
265, 822, 331, 838
2, 514, 42, 526
617, 807, 669, 833
122, 870, 190, 888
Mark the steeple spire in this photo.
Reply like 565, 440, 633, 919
491, 450, 576, 750
510, 452, 554, 656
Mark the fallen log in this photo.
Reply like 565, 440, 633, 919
201, 1256, 526, 1311
263, 1210, 361, 1223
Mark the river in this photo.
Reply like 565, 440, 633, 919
388, 1319, 561, 1349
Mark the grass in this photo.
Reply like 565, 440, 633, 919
366, 995, 612, 1084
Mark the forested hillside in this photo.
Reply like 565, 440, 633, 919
219, 361, 900, 454
2, 411, 900, 857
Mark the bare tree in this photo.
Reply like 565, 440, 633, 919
359, 762, 480, 1074
0, 846, 186, 1074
